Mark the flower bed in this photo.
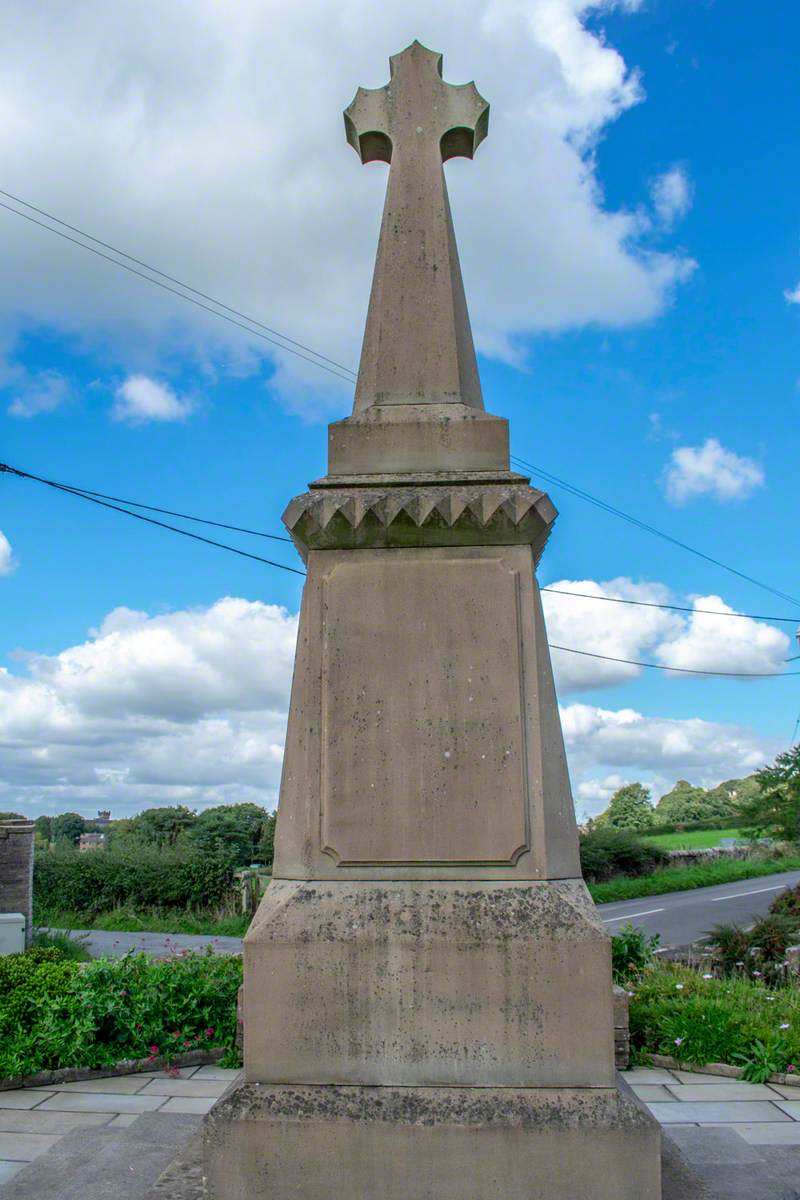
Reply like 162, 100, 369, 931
0, 946, 242, 1080
629, 962, 800, 1082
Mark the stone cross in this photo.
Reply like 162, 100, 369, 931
345, 41, 489, 412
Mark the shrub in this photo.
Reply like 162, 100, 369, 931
34, 845, 236, 919
580, 826, 668, 883
708, 912, 800, 985
770, 881, 800, 921
0, 946, 242, 1078
611, 924, 660, 984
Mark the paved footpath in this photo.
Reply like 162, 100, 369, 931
1, 1066, 798, 1194
51, 869, 800, 959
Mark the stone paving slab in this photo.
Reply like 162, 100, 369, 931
139, 1079, 228, 1098
157, 1097, 217, 1114
769, 1082, 800, 1098
108, 1114, 142, 1128
53, 1075, 157, 1094
707, 1121, 800, 1145
36, 1091, 166, 1114
189, 1066, 240, 1082
0, 1110, 112, 1134
773, 1099, 800, 1119
664, 1126, 762, 1165
0, 1163, 24, 1185
0, 1091, 54, 1110
665, 1083, 781, 1102
647, 1101, 792, 1124
631, 1085, 675, 1102
620, 1068, 678, 1085
0, 1132, 62, 1162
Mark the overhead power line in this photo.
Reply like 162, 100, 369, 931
0, 195, 356, 385
549, 645, 800, 678
0, 462, 305, 577
3, 461, 799, 625
512, 454, 800, 608
1, 188, 796, 608
4, 461, 800, 679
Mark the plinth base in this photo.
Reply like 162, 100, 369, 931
204, 1080, 661, 1200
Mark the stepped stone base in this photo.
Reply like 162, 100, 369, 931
204, 1080, 661, 1200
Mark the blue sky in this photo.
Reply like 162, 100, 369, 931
0, 0, 797, 820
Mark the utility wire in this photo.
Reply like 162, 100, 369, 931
0, 463, 305, 577
4, 461, 799, 624
0, 198, 356, 385
548, 645, 800, 678
540, 587, 800, 626
3, 461, 799, 677
512, 453, 800, 608
1, 190, 796, 606
0, 187, 357, 379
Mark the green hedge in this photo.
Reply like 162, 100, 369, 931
0, 947, 242, 1078
34, 846, 236, 917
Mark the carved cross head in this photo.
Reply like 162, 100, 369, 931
344, 40, 489, 166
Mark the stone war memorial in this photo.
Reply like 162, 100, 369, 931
205, 41, 661, 1199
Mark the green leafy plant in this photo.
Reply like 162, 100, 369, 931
734, 1036, 790, 1084
0, 946, 242, 1079
611, 924, 660, 984
580, 826, 668, 884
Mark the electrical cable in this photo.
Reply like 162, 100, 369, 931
0, 463, 305, 577
3, 461, 799, 677
0, 187, 357, 379
3, 188, 796, 610
512, 453, 800, 608
4, 460, 799, 624
548, 645, 800, 678
0, 199, 356, 385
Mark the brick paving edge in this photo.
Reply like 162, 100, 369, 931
0, 1046, 227, 1092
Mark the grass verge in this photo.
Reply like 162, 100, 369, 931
589, 854, 800, 904
38, 907, 251, 938
641, 828, 742, 851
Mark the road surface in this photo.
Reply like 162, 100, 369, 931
597, 869, 800, 949
51, 869, 800, 958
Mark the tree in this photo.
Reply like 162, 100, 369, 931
125, 806, 196, 848
191, 804, 269, 866
738, 746, 800, 842
35, 815, 53, 842
0, 811, 24, 822
52, 812, 86, 845
596, 783, 655, 831
656, 778, 741, 825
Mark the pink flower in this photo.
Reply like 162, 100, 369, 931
148, 1044, 160, 1055
674, 1037, 684, 1047
752, 971, 762, 977
205, 1027, 215, 1037
780, 1023, 791, 1030
702, 974, 712, 980
788, 1065, 796, 1073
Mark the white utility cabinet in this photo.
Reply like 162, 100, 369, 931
0, 912, 25, 955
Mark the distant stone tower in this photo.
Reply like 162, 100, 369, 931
205, 41, 661, 1200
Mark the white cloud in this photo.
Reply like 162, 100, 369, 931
0, 530, 15, 575
656, 594, 791, 676
662, 438, 764, 505
0, 598, 297, 816
0, 1, 694, 417
543, 577, 681, 691
7, 370, 70, 418
650, 164, 692, 228
0, 589, 784, 820
784, 282, 800, 304
112, 375, 193, 424
562, 702, 776, 819
543, 576, 791, 688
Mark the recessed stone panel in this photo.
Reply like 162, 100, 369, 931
319, 552, 529, 866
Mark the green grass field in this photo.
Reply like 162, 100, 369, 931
642, 827, 743, 850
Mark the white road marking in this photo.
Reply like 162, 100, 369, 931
602, 908, 664, 923
710, 885, 788, 902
